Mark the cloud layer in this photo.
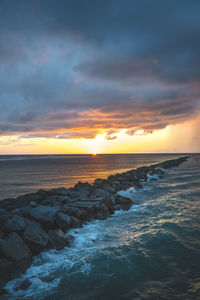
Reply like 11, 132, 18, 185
0, 0, 200, 140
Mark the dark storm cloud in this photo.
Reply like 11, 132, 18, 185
0, 0, 200, 139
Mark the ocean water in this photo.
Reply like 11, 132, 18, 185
0, 154, 183, 200
4, 154, 200, 299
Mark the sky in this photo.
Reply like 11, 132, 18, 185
0, 0, 200, 154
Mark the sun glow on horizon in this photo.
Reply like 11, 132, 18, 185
0, 115, 199, 154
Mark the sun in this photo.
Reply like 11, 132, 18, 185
92, 152, 97, 156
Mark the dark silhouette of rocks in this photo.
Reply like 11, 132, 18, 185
0, 156, 189, 291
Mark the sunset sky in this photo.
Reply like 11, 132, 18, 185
0, 0, 200, 154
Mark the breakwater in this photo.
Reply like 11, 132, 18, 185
0, 156, 189, 294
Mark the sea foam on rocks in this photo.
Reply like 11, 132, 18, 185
0, 156, 189, 293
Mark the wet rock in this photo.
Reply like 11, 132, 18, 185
4, 215, 26, 232
42, 195, 59, 206
48, 229, 68, 250
103, 195, 115, 213
103, 185, 116, 194
66, 235, 75, 246
94, 178, 107, 187
0, 213, 10, 227
70, 216, 82, 228
30, 201, 37, 207
61, 205, 87, 220
56, 212, 71, 232
50, 187, 71, 196
74, 182, 92, 195
36, 189, 49, 197
155, 167, 165, 175
95, 203, 110, 220
30, 205, 58, 226
57, 195, 72, 204
23, 220, 48, 254
0, 258, 22, 288
0, 233, 31, 263
0, 208, 7, 216
11, 206, 31, 217
115, 194, 133, 210
92, 188, 110, 198
0, 199, 22, 212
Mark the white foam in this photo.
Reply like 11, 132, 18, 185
5, 188, 144, 299
147, 172, 160, 182
117, 186, 136, 199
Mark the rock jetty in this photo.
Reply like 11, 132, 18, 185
0, 156, 189, 292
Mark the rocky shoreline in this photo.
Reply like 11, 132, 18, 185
0, 156, 189, 293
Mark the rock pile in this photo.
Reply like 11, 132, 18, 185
0, 156, 189, 290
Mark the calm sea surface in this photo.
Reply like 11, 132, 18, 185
0, 154, 183, 200
3, 154, 200, 299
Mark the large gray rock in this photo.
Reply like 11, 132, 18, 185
56, 213, 71, 232
94, 178, 107, 187
30, 205, 58, 226
115, 194, 132, 210
61, 205, 87, 220
48, 229, 68, 250
4, 215, 26, 232
103, 185, 116, 194
95, 203, 110, 220
103, 195, 115, 213
70, 201, 110, 220
92, 188, 110, 198
0, 233, 31, 263
23, 220, 48, 254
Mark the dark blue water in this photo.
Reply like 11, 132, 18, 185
4, 154, 200, 299
0, 154, 182, 200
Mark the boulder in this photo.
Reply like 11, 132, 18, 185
0, 233, 31, 263
0, 208, 7, 216
42, 195, 58, 206
103, 185, 116, 194
48, 229, 68, 250
95, 203, 110, 220
30, 205, 58, 226
4, 215, 26, 232
56, 213, 71, 232
57, 195, 72, 204
0, 213, 10, 227
0, 258, 22, 288
103, 195, 115, 213
61, 205, 87, 220
94, 178, 107, 187
74, 182, 92, 195
23, 220, 48, 254
10, 206, 31, 217
92, 188, 110, 198
115, 194, 133, 210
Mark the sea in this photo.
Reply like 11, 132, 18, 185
0, 154, 187, 200
1, 154, 200, 299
